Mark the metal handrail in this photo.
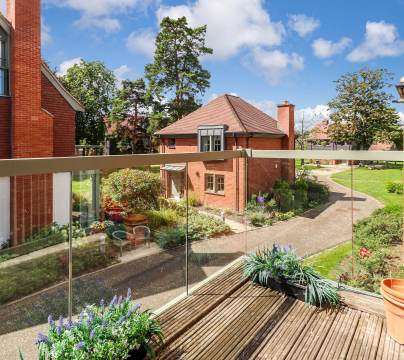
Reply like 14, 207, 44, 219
0, 149, 404, 177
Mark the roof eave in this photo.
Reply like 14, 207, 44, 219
41, 62, 85, 113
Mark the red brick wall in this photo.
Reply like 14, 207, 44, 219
7, 0, 54, 245
247, 137, 283, 198
41, 73, 76, 157
277, 102, 295, 182
0, 97, 11, 159
160, 137, 246, 211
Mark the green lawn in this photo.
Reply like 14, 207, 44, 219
296, 159, 320, 171
331, 167, 403, 212
72, 177, 92, 197
311, 166, 403, 281
305, 242, 352, 279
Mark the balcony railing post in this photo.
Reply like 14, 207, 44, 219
185, 162, 189, 296
350, 163, 354, 278
68, 171, 73, 321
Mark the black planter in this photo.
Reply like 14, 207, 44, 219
127, 345, 148, 360
254, 277, 306, 302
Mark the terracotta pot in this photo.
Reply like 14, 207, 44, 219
380, 278, 404, 344
123, 213, 147, 226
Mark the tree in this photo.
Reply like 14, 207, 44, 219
61, 60, 117, 145
108, 79, 151, 153
328, 68, 400, 150
145, 16, 213, 132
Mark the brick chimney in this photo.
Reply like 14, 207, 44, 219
6, 0, 52, 158
277, 100, 295, 181
6, 0, 53, 245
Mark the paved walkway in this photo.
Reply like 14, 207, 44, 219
0, 166, 382, 359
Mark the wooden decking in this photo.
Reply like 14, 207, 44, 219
156, 262, 404, 359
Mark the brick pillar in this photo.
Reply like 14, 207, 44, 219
277, 101, 295, 182
7, 0, 54, 245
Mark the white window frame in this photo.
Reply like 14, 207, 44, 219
205, 173, 225, 195
198, 125, 225, 152
0, 27, 9, 96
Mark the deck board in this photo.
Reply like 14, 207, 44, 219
156, 261, 404, 359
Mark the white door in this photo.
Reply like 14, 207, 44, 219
171, 173, 183, 200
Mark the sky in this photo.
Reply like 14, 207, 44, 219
4, 0, 404, 125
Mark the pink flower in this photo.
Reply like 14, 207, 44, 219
359, 247, 370, 258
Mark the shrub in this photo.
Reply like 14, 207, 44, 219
105, 223, 126, 240
307, 180, 329, 203
104, 169, 163, 213
145, 208, 180, 230
273, 180, 294, 212
180, 192, 201, 207
386, 181, 403, 194
274, 211, 295, 221
248, 211, 267, 227
154, 227, 186, 249
354, 208, 402, 249
292, 178, 309, 209
188, 212, 230, 240
34, 290, 163, 360
72, 193, 90, 212
244, 245, 340, 307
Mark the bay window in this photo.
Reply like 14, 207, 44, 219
198, 125, 225, 152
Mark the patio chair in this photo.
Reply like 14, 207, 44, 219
133, 225, 151, 247
112, 230, 132, 257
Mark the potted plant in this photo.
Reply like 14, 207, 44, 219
31, 289, 164, 359
103, 169, 163, 226
380, 278, 404, 344
244, 245, 340, 308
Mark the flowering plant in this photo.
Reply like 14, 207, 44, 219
359, 247, 371, 258
35, 289, 163, 359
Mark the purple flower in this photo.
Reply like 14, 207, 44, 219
101, 320, 108, 328
100, 299, 105, 308
35, 333, 49, 345
58, 315, 64, 328
117, 296, 123, 305
117, 315, 127, 325
109, 295, 118, 307
90, 329, 96, 339
128, 304, 141, 315
56, 326, 62, 336
75, 341, 85, 350
48, 315, 55, 327
256, 196, 265, 204
126, 288, 132, 299
65, 320, 73, 330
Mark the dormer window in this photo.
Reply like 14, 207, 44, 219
0, 27, 9, 96
198, 125, 225, 152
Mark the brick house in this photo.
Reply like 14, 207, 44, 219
0, 0, 84, 246
157, 95, 295, 212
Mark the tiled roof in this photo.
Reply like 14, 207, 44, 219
156, 94, 285, 136
308, 120, 330, 141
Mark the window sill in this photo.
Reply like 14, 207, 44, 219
205, 191, 225, 196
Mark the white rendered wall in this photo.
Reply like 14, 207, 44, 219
0, 177, 10, 247
53, 172, 70, 226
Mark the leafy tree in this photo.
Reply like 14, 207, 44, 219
108, 79, 151, 153
328, 68, 400, 150
145, 16, 213, 133
61, 60, 117, 145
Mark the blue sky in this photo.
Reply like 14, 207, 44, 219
14, 0, 404, 123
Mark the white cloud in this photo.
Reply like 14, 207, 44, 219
41, 18, 52, 46
398, 112, 404, 125
312, 37, 352, 58
248, 99, 277, 117
156, 0, 285, 60
114, 64, 133, 85
296, 104, 330, 129
347, 21, 404, 62
288, 14, 320, 38
75, 16, 121, 32
245, 48, 304, 85
126, 29, 156, 58
45, 0, 154, 32
57, 58, 82, 76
